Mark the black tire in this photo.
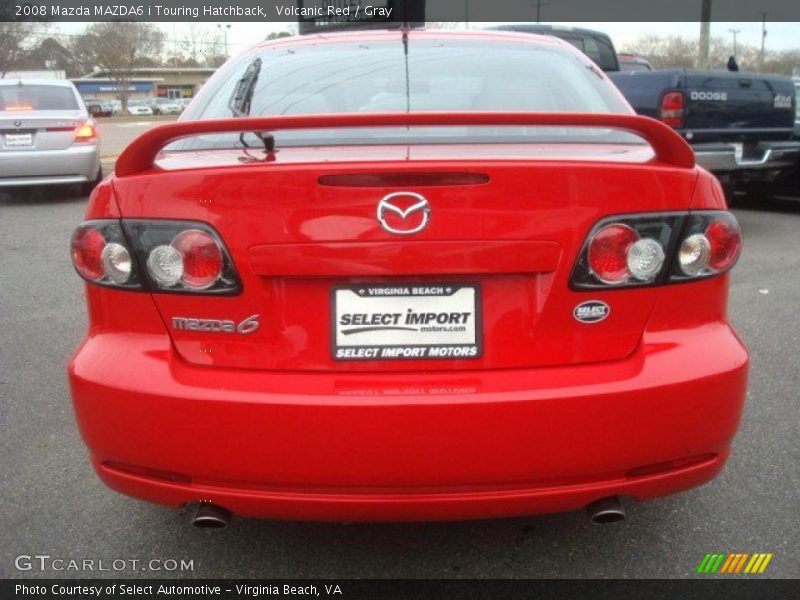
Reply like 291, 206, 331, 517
81, 167, 103, 196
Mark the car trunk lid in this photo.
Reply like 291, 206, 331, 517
111, 142, 698, 372
0, 111, 85, 151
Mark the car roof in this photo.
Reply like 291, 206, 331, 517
0, 78, 77, 88
487, 24, 613, 40
253, 28, 564, 50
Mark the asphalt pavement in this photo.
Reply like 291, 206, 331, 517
0, 177, 798, 579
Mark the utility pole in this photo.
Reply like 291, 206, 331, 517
728, 28, 740, 56
759, 12, 767, 71
535, 0, 550, 23
698, 0, 712, 69
217, 23, 231, 57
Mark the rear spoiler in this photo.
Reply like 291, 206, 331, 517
114, 112, 695, 177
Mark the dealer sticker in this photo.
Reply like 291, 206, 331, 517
332, 283, 481, 360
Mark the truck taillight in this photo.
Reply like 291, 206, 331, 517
571, 212, 741, 289
70, 220, 241, 294
659, 91, 684, 128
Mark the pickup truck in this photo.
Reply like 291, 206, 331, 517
488, 24, 800, 198
609, 69, 800, 195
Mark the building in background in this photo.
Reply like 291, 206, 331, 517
69, 77, 163, 103
77, 67, 215, 100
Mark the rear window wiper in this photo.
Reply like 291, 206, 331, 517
228, 57, 261, 118
227, 57, 276, 156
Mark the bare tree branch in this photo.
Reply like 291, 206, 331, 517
0, 22, 40, 77
69, 22, 165, 111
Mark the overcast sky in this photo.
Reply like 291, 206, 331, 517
51, 21, 799, 60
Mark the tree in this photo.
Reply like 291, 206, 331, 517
0, 22, 39, 77
622, 34, 800, 75
20, 37, 79, 77
70, 22, 165, 112
265, 31, 292, 40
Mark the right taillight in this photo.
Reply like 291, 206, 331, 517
571, 211, 741, 289
70, 220, 240, 294
659, 91, 685, 128
670, 212, 742, 282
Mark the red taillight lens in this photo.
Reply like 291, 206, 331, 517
587, 224, 639, 285
706, 219, 742, 272
172, 229, 223, 289
74, 120, 97, 142
660, 91, 684, 128
71, 226, 106, 281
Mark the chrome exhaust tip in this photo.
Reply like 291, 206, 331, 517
191, 503, 231, 529
586, 496, 626, 524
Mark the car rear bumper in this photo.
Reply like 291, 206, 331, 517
68, 323, 748, 522
693, 141, 800, 173
0, 144, 100, 187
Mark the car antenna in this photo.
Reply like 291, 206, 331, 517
402, 26, 410, 113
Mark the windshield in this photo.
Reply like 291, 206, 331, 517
174, 37, 638, 150
0, 84, 79, 111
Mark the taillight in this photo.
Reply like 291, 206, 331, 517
124, 220, 239, 294
659, 91, 684, 128
70, 222, 139, 288
571, 211, 741, 289
670, 212, 742, 281
74, 120, 97, 142
70, 220, 240, 294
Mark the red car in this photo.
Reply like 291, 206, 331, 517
68, 30, 748, 526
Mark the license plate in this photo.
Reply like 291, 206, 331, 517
332, 283, 481, 361
4, 133, 33, 148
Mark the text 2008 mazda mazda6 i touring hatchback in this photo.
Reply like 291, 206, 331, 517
68, 30, 748, 526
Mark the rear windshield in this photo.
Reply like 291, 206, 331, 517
0, 84, 79, 111
620, 62, 652, 73
174, 38, 638, 151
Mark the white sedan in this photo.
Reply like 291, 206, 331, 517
126, 101, 153, 116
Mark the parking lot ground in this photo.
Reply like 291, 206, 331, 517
0, 188, 798, 579
97, 116, 178, 161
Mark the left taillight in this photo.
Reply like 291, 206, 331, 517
571, 211, 742, 289
70, 220, 241, 294
73, 119, 97, 143
71, 221, 140, 288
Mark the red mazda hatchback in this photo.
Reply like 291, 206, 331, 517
68, 30, 748, 526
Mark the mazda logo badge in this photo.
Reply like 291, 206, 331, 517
377, 192, 430, 235
13, 120, 21, 128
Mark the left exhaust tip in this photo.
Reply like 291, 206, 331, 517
191, 503, 231, 529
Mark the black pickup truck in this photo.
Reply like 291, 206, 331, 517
609, 69, 800, 195
489, 24, 800, 198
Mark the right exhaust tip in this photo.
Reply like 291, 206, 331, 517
586, 496, 626, 524
191, 503, 231, 529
